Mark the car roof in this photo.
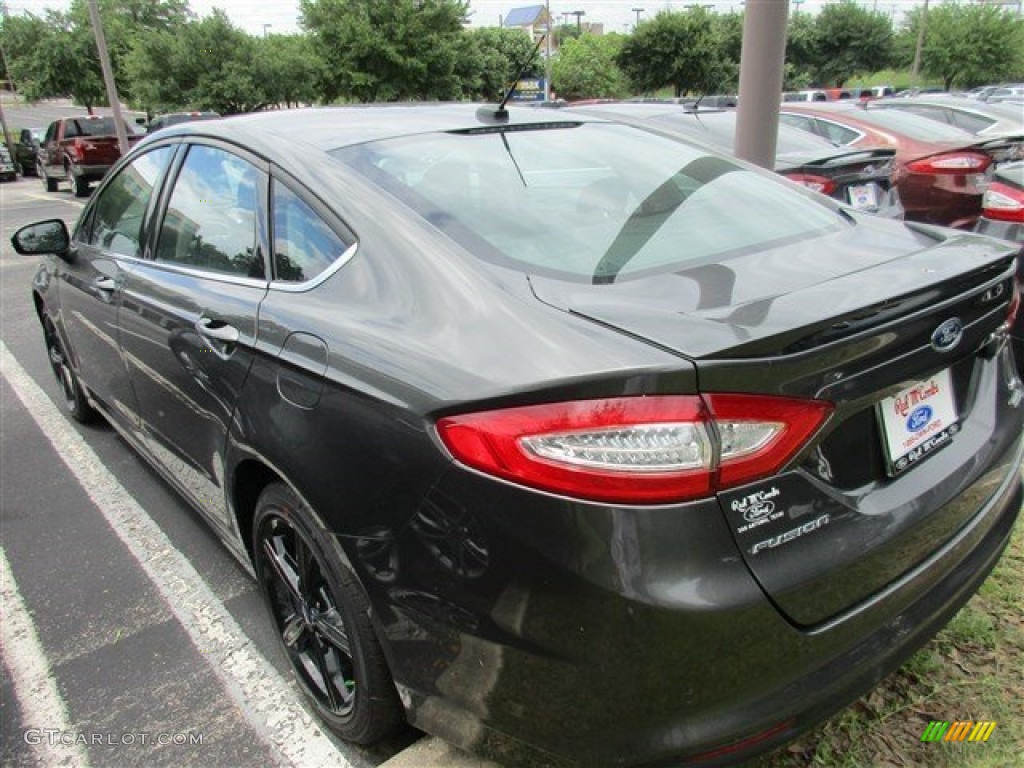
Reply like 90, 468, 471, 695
158, 104, 597, 155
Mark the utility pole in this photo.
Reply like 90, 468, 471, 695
571, 10, 585, 32
262, 23, 272, 38
87, 0, 129, 155
632, 7, 645, 28
910, 0, 930, 89
544, 0, 551, 101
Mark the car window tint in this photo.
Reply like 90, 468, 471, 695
847, 109, 975, 141
779, 113, 814, 133
949, 111, 996, 133
272, 181, 352, 283
155, 145, 264, 278
335, 123, 843, 283
815, 120, 860, 145
87, 146, 174, 258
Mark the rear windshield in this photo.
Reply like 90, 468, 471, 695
332, 123, 842, 282
844, 109, 977, 141
66, 117, 118, 137
650, 112, 837, 155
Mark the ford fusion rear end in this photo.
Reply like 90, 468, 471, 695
330, 115, 1023, 766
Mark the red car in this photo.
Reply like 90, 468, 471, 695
780, 104, 1012, 229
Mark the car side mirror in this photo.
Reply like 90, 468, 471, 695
11, 219, 72, 260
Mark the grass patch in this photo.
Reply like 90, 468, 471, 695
753, 516, 1024, 768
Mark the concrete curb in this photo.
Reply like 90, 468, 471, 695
379, 737, 503, 768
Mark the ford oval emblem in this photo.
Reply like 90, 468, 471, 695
931, 318, 963, 353
906, 405, 933, 432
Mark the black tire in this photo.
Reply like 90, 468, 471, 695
40, 162, 57, 192
70, 164, 89, 197
42, 315, 97, 424
253, 483, 402, 744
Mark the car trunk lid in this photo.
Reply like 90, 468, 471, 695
530, 220, 1021, 626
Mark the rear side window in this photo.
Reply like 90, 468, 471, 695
335, 123, 843, 283
155, 145, 265, 278
271, 181, 353, 283
87, 146, 174, 258
814, 119, 861, 146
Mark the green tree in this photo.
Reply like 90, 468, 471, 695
253, 34, 325, 108
903, 2, 1024, 90
300, 0, 469, 103
124, 11, 264, 115
551, 34, 629, 101
786, 10, 817, 86
457, 27, 540, 102
2, 0, 191, 110
812, 0, 893, 86
2, 10, 104, 110
618, 9, 733, 97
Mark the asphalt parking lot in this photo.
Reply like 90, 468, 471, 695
0, 176, 494, 768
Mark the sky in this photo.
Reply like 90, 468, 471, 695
9, 0, 939, 38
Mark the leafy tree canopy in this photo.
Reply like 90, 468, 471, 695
457, 27, 540, 102
300, 0, 469, 102
618, 9, 734, 97
812, 0, 893, 86
551, 33, 629, 101
901, 2, 1024, 90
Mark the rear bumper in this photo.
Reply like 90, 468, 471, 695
368, 430, 1022, 767
69, 163, 113, 181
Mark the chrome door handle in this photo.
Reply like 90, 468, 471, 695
195, 317, 239, 344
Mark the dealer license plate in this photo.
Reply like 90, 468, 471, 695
848, 183, 879, 210
877, 369, 959, 476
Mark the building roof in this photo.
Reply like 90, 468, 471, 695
503, 5, 546, 28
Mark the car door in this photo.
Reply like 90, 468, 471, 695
40, 121, 60, 175
118, 141, 269, 531
56, 144, 177, 429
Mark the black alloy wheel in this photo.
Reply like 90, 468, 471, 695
253, 483, 402, 744
42, 315, 96, 423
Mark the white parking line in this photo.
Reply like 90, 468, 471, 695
19, 192, 85, 208
0, 342, 351, 768
0, 546, 92, 768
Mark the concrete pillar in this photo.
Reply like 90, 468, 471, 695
734, 0, 790, 169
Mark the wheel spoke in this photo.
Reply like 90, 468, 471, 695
310, 638, 341, 711
261, 534, 304, 607
295, 534, 318, 604
312, 606, 352, 657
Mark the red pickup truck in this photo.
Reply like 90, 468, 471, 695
37, 115, 142, 197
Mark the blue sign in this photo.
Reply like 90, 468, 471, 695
511, 78, 546, 102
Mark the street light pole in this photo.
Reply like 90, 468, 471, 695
544, 0, 551, 101
86, 0, 129, 155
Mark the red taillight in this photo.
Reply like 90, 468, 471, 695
786, 173, 838, 196
906, 152, 991, 175
436, 395, 833, 504
68, 138, 86, 161
981, 181, 1024, 223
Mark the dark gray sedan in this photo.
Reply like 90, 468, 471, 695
13, 105, 1023, 767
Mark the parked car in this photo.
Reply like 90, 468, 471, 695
0, 144, 15, 181
984, 84, 1024, 103
147, 110, 220, 134
866, 96, 1024, 143
781, 104, 1014, 228
567, 102, 903, 217
37, 115, 144, 196
782, 89, 828, 102
12, 104, 1023, 768
14, 127, 43, 176
975, 160, 1024, 243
